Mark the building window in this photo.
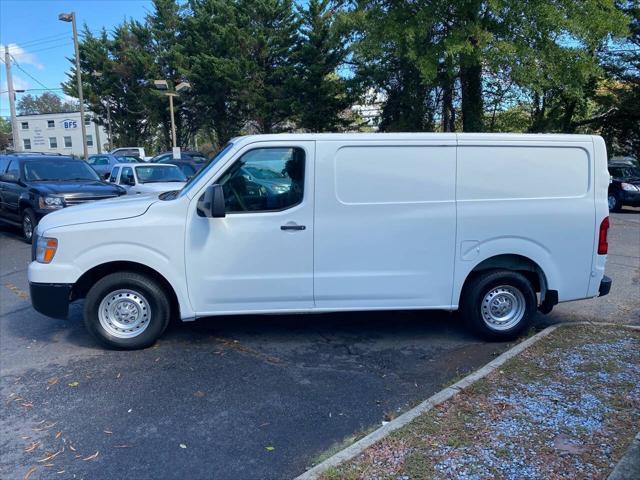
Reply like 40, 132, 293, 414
47, 120, 55, 128
87, 134, 93, 147
84, 116, 91, 126
64, 136, 72, 148
21, 121, 29, 130
49, 137, 57, 148
23, 139, 31, 150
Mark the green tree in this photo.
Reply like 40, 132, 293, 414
292, 0, 352, 132
182, 0, 251, 145
240, 0, 300, 133
17, 91, 78, 115
580, 2, 639, 158
0, 116, 12, 150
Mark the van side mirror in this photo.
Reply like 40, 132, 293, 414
197, 184, 226, 218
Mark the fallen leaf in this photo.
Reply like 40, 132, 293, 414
259, 422, 270, 428
116, 373, 121, 379
265, 446, 275, 451
55, 431, 62, 439
69, 445, 76, 452
83, 451, 99, 461
127, 409, 132, 413
37, 447, 64, 463
68, 382, 79, 388
57, 470, 65, 474
179, 444, 187, 449
104, 430, 113, 434
24, 442, 40, 453
113, 444, 131, 448
44, 463, 55, 467
23, 466, 37, 480
47, 378, 59, 386
193, 391, 206, 398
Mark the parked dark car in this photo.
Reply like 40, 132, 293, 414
154, 159, 205, 179
0, 153, 126, 242
88, 153, 140, 179
151, 151, 209, 164
150, 151, 208, 179
608, 161, 640, 212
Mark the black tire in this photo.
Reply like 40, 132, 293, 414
22, 208, 37, 244
460, 269, 537, 341
83, 271, 171, 349
608, 193, 621, 212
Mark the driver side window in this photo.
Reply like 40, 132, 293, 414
217, 147, 305, 213
119, 167, 135, 186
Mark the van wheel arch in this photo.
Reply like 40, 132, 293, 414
72, 261, 180, 321
461, 254, 549, 305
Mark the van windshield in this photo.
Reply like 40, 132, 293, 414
178, 142, 234, 197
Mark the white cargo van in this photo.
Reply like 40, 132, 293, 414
28, 133, 612, 349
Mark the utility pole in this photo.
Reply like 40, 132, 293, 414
4, 46, 20, 152
59, 12, 88, 160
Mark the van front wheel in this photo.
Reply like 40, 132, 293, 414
461, 270, 536, 341
83, 272, 170, 349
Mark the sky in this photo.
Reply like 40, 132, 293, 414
0, 0, 153, 117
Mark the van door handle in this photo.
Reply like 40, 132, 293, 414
281, 224, 306, 231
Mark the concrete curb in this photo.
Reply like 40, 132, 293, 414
608, 432, 640, 480
296, 322, 640, 480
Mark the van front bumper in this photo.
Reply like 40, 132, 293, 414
599, 276, 612, 297
29, 282, 72, 319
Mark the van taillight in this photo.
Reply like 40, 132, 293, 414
598, 217, 610, 255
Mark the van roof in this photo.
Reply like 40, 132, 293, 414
231, 132, 597, 146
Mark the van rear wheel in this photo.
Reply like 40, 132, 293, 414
83, 272, 170, 349
461, 270, 536, 341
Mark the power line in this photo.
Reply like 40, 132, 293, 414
24, 42, 73, 54
6, 32, 69, 49
0, 87, 65, 95
9, 54, 67, 101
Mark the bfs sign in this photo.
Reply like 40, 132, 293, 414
60, 119, 78, 129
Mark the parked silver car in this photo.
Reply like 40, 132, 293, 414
108, 163, 186, 194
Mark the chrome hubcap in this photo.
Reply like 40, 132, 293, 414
98, 289, 151, 338
23, 216, 33, 239
608, 195, 616, 210
481, 285, 526, 331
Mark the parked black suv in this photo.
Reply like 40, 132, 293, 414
0, 153, 126, 242
608, 161, 640, 212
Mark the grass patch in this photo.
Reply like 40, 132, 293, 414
318, 325, 640, 480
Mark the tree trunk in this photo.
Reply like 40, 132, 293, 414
440, 58, 456, 132
460, 53, 483, 132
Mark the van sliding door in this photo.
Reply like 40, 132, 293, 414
313, 140, 457, 309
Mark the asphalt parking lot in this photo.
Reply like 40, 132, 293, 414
1, 210, 638, 479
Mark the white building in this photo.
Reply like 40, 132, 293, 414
15, 111, 108, 156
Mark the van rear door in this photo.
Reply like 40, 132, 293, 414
314, 138, 458, 309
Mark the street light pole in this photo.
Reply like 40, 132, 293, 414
59, 12, 88, 160
167, 92, 177, 149
4, 45, 20, 151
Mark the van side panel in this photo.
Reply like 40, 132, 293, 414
314, 140, 457, 308
453, 140, 595, 305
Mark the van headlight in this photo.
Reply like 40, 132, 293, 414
38, 195, 64, 209
35, 236, 58, 264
